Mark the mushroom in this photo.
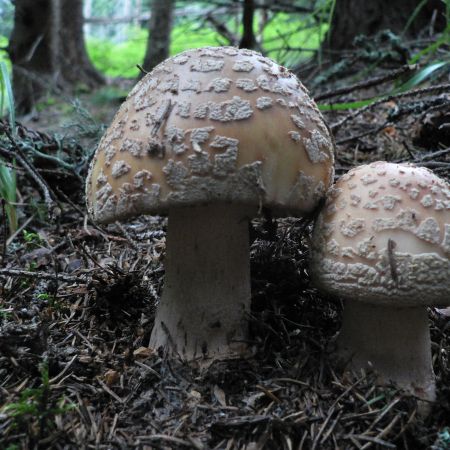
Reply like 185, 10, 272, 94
311, 161, 450, 400
86, 46, 334, 365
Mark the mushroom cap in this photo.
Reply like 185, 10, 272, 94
86, 46, 334, 223
311, 162, 450, 306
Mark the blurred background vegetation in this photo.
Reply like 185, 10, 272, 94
0, 0, 450, 113
0, 0, 330, 79
0, 0, 448, 118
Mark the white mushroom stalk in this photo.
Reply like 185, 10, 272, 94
311, 162, 450, 401
338, 303, 434, 400
150, 204, 252, 362
85, 46, 334, 364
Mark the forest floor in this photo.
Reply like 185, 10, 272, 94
0, 44, 449, 450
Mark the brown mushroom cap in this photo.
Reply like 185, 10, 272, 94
311, 162, 450, 306
86, 46, 334, 223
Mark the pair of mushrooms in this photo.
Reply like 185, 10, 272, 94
86, 46, 450, 402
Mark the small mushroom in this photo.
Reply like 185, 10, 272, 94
86, 46, 334, 365
311, 161, 450, 401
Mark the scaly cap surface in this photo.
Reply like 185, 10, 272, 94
86, 46, 334, 222
311, 162, 450, 305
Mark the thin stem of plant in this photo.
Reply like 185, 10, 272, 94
315, 65, 417, 101
331, 83, 450, 131
1, 126, 59, 219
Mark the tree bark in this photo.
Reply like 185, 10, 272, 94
326, 0, 446, 52
59, 0, 105, 87
239, 0, 256, 50
8, 0, 55, 113
142, 0, 174, 74
8, 0, 104, 114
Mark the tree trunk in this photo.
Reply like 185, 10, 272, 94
142, 0, 174, 74
326, 0, 446, 52
8, 0, 55, 113
59, 0, 105, 87
239, 0, 256, 50
8, 0, 104, 114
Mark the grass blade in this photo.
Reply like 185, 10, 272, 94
0, 61, 15, 132
398, 61, 448, 91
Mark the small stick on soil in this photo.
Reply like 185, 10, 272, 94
6, 214, 36, 247
331, 83, 450, 131
114, 221, 140, 252
55, 187, 109, 240
0, 268, 84, 283
1, 199, 6, 266
1, 127, 59, 219
315, 64, 417, 101
335, 121, 390, 145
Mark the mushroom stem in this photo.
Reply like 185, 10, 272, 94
150, 203, 252, 364
337, 302, 435, 401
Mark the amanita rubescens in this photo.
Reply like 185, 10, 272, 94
86, 46, 334, 365
311, 161, 450, 400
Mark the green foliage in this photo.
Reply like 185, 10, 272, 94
0, 35, 11, 108
408, 25, 450, 64
0, 0, 14, 37
170, 18, 225, 57
317, 8, 449, 113
5, 445, 19, 450
0, 61, 17, 235
86, 26, 147, 78
0, 308, 12, 320
0, 61, 14, 126
261, 13, 329, 66
36, 292, 62, 310
23, 229, 44, 248
40, 293, 65, 311
318, 98, 375, 111
0, 163, 17, 234
407, 1, 450, 65
399, 61, 449, 91
2, 362, 74, 433
86, 11, 329, 78
90, 85, 129, 105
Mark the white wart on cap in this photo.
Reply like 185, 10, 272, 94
86, 46, 334, 365
311, 161, 450, 402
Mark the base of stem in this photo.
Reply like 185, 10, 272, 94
336, 302, 435, 402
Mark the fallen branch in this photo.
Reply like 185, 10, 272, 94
1, 125, 60, 219
0, 268, 85, 283
315, 65, 417, 101
331, 83, 450, 132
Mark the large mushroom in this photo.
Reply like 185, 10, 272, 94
311, 161, 450, 400
86, 46, 334, 365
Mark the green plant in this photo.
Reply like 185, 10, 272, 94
36, 292, 62, 310
86, 11, 329, 78
0, 61, 14, 127
86, 26, 147, 78
0, 308, 12, 320
0, 163, 17, 234
23, 229, 43, 248
0, 61, 18, 235
5, 445, 19, 450
2, 362, 74, 435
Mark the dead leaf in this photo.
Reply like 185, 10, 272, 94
104, 369, 120, 386
435, 307, 450, 317
133, 346, 155, 358
213, 385, 227, 407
